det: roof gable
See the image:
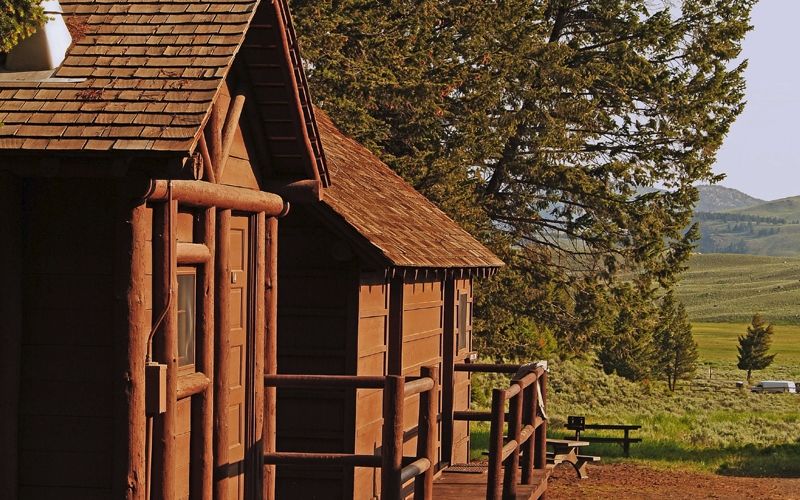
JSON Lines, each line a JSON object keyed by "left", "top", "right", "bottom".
{"left": 0, "top": 0, "right": 328, "bottom": 186}
{"left": 315, "top": 110, "right": 503, "bottom": 270}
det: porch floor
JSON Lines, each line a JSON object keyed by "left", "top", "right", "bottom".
{"left": 433, "top": 463, "right": 548, "bottom": 499}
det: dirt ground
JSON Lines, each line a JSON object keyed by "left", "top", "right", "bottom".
{"left": 547, "top": 463, "right": 800, "bottom": 499}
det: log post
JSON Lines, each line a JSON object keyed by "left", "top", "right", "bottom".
{"left": 153, "top": 199, "right": 178, "bottom": 500}
{"left": 191, "top": 207, "right": 215, "bottom": 500}
{"left": 263, "top": 216, "right": 278, "bottom": 500}
{"left": 521, "top": 383, "right": 536, "bottom": 484}
{"left": 415, "top": 366, "right": 438, "bottom": 500}
{"left": 487, "top": 388, "right": 506, "bottom": 500}
{"left": 214, "top": 209, "right": 232, "bottom": 500}
{"left": 0, "top": 173, "right": 22, "bottom": 498}
{"left": 534, "top": 372, "right": 547, "bottom": 472}
{"left": 503, "top": 383, "right": 523, "bottom": 498}
{"left": 252, "top": 212, "right": 267, "bottom": 495}
{"left": 381, "top": 375, "right": 405, "bottom": 500}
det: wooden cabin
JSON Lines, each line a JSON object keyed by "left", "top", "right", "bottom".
{"left": 274, "top": 111, "right": 504, "bottom": 498}
{"left": 0, "top": 1, "right": 329, "bottom": 498}
{"left": 1, "top": 1, "right": 550, "bottom": 499}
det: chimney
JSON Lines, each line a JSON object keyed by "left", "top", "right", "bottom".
{"left": 5, "top": 0, "right": 72, "bottom": 71}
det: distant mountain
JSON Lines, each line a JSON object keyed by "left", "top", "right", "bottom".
{"left": 695, "top": 195, "right": 800, "bottom": 257}
{"left": 695, "top": 185, "right": 765, "bottom": 212}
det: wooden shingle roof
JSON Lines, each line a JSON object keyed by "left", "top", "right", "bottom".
{"left": 316, "top": 110, "right": 503, "bottom": 270}
{"left": 0, "top": 0, "right": 328, "bottom": 185}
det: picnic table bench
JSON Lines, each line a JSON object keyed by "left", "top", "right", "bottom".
{"left": 545, "top": 438, "right": 598, "bottom": 479}
{"left": 566, "top": 415, "right": 642, "bottom": 457}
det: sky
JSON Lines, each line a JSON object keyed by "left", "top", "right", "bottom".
{"left": 712, "top": 1, "right": 800, "bottom": 201}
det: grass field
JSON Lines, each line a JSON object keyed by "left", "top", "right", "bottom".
{"left": 675, "top": 253, "right": 800, "bottom": 324}
{"left": 693, "top": 322, "right": 800, "bottom": 364}
{"left": 470, "top": 319, "right": 800, "bottom": 476}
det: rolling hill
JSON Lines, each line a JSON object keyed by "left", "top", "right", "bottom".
{"left": 694, "top": 191, "right": 800, "bottom": 257}
{"left": 675, "top": 253, "right": 800, "bottom": 324}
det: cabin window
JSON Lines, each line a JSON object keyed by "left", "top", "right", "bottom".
{"left": 457, "top": 292, "right": 469, "bottom": 351}
{"left": 177, "top": 272, "right": 197, "bottom": 368}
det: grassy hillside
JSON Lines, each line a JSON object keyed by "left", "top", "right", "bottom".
{"left": 696, "top": 195, "right": 800, "bottom": 256}
{"left": 675, "top": 253, "right": 800, "bottom": 324}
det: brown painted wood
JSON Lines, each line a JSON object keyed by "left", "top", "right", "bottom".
{"left": 193, "top": 206, "right": 215, "bottom": 500}
{"left": 219, "top": 95, "right": 246, "bottom": 182}
{"left": 214, "top": 209, "right": 231, "bottom": 500}
{"left": 387, "top": 276, "right": 404, "bottom": 376}
{"left": 113, "top": 188, "right": 148, "bottom": 499}
{"left": 208, "top": 101, "right": 224, "bottom": 175}
{"left": 0, "top": 172, "right": 22, "bottom": 498}
{"left": 176, "top": 242, "right": 211, "bottom": 264}
{"left": 148, "top": 180, "right": 285, "bottom": 215}
{"left": 152, "top": 199, "right": 179, "bottom": 500}
{"left": 487, "top": 388, "right": 506, "bottom": 500}
{"left": 264, "top": 216, "right": 278, "bottom": 500}
{"left": 534, "top": 372, "right": 547, "bottom": 473}
{"left": 251, "top": 212, "right": 266, "bottom": 498}
{"left": 504, "top": 382, "right": 523, "bottom": 497}
{"left": 521, "top": 384, "right": 536, "bottom": 485}
{"left": 176, "top": 372, "right": 210, "bottom": 400}
{"left": 198, "top": 134, "right": 216, "bottom": 184}
{"left": 264, "top": 179, "right": 321, "bottom": 203}
{"left": 381, "top": 375, "right": 404, "bottom": 500}
{"left": 415, "top": 366, "right": 438, "bottom": 500}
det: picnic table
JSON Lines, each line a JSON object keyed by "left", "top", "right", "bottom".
{"left": 566, "top": 416, "right": 642, "bottom": 457}
{"left": 546, "top": 438, "right": 598, "bottom": 479}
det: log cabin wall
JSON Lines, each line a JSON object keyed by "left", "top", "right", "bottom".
{"left": 17, "top": 178, "right": 117, "bottom": 499}
{"left": 276, "top": 204, "right": 359, "bottom": 498}
{"left": 353, "top": 272, "right": 390, "bottom": 498}
{"left": 450, "top": 277, "right": 473, "bottom": 464}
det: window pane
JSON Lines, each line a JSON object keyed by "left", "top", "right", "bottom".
{"left": 177, "top": 274, "right": 196, "bottom": 367}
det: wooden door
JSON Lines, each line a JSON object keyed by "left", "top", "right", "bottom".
{"left": 227, "top": 215, "right": 251, "bottom": 499}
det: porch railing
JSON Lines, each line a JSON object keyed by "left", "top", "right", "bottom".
{"left": 263, "top": 365, "right": 439, "bottom": 500}
{"left": 453, "top": 363, "right": 548, "bottom": 500}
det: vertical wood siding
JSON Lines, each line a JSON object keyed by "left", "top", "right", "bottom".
{"left": 18, "top": 179, "right": 116, "bottom": 499}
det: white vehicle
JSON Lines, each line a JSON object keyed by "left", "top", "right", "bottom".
{"left": 751, "top": 381, "right": 796, "bottom": 394}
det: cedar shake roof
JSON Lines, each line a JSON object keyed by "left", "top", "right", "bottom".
{"left": 316, "top": 110, "right": 503, "bottom": 270}
{"left": 0, "top": 0, "right": 329, "bottom": 186}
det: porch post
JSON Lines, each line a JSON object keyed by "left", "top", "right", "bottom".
{"left": 214, "top": 209, "right": 232, "bottom": 500}
{"left": 263, "top": 216, "right": 278, "bottom": 500}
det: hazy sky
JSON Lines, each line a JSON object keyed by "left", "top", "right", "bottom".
{"left": 713, "top": 1, "right": 799, "bottom": 201}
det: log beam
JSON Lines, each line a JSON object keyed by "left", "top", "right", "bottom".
{"left": 217, "top": 94, "right": 245, "bottom": 182}
{"left": 148, "top": 180, "right": 286, "bottom": 215}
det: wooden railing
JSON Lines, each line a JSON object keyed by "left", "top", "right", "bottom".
{"left": 453, "top": 363, "right": 548, "bottom": 500}
{"left": 263, "top": 366, "right": 439, "bottom": 500}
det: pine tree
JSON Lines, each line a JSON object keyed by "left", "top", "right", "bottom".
{"left": 291, "top": 0, "right": 755, "bottom": 357}
{"left": 654, "top": 293, "right": 698, "bottom": 391}
{"left": 737, "top": 314, "right": 777, "bottom": 383}
{"left": 1, "top": 0, "right": 46, "bottom": 52}
{"left": 597, "top": 285, "right": 657, "bottom": 382}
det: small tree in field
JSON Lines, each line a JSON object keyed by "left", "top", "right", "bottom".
{"left": 737, "top": 314, "right": 777, "bottom": 383}
{"left": 654, "top": 293, "right": 698, "bottom": 391}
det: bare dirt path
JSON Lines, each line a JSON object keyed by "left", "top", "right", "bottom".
{"left": 547, "top": 463, "right": 800, "bottom": 499}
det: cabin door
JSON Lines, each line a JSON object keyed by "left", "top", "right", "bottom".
{"left": 226, "top": 214, "right": 254, "bottom": 499}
